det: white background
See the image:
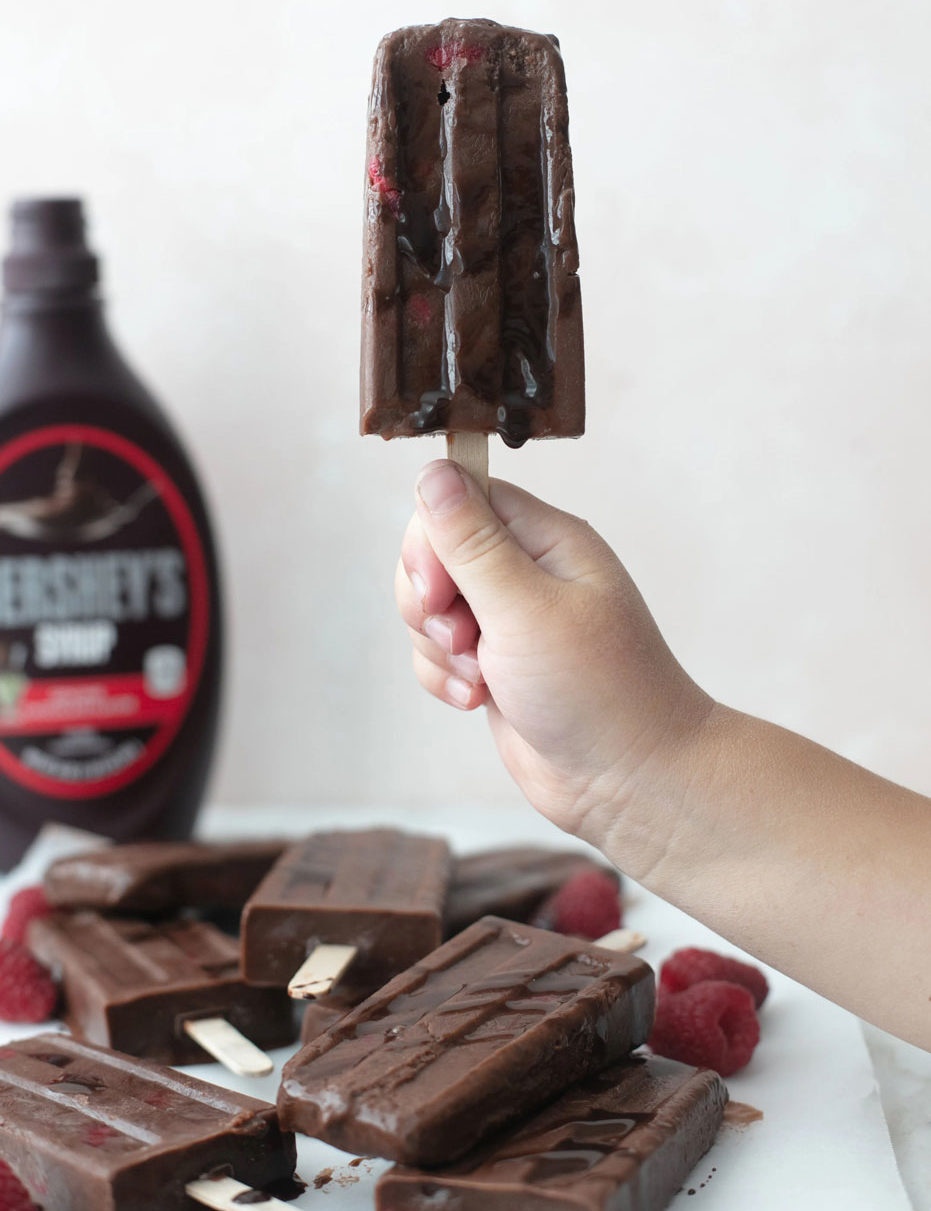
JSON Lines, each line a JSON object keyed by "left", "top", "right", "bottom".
{"left": 0, "top": 0, "right": 929, "bottom": 813}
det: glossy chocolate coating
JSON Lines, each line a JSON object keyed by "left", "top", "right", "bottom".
{"left": 240, "top": 828, "right": 451, "bottom": 992}
{"left": 44, "top": 839, "right": 287, "bottom": 913}
{"left": 445, "top": 847, "right": 619, "bottom": 937}
{"left": 376, "top": 1055, "right": 726, "bottom": 1209}
{"left": 0, "top": 1033, "right": 296, "bottom": 1211}
{"left": 28, "top": 912, "right": 295, "bottom": 1064}
{"left": 299, "top": 985, "right": 367, "bottom": 1046}
{"left": 278, "top": 915, "right": 654, "bottom": 1166}
{"left": 361, "top": 19, "right": 584, "bottom": 447}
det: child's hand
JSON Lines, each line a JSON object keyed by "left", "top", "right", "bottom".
{"left": 395, "top": 459, "right": 931, "bottom": 1049}
{"left": 395, "top": 459, "right": 712, "bottom": 850}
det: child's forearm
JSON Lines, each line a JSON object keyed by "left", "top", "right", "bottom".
{"left": 605, "top": 703, "right": 931, "bottom": 1048}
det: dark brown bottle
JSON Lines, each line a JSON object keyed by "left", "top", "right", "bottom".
{"left": 0, "top": 199, "right": 222, "bottom": 870}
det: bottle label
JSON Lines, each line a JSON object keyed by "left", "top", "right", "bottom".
{"left": 0, "top": 424, "right": 209, "bottom": 798}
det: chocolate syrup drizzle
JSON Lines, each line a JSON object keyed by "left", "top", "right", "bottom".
{"left": 390, "top": 30, "right": 555, "bottom": 447}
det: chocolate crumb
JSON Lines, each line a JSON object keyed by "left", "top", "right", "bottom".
{"left": 314, "top": 1168, "right": 334, "bottom": 1190}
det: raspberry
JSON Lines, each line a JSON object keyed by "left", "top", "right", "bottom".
{"left": 649, "top": 980, "right": 760, "bottom": 1077}
{"left": 660, "top": 947, "right": 769, "bottom": 1008}
{"left": 0, "top": 940, "right": 58, "bottom": 1023}
{"left": 531, "top": 869, "right": 622, "bottom": 940}
{"left": 84, "top": 1123, "right": 118, "bottom": 1147}
{"left": 406, "top": 294, "right": 433, "bottom": 327}
{"left": 2, "top": 886, "right": 52, "bottom": 945}
{"left": 425, "top": 43, "right": 484, "bottom": 70}
{"left": 0, "top": 1159, "right": 39, "bottom": 1211}
{"left": 367, "top": 156, "right": 402, "bottom": 218}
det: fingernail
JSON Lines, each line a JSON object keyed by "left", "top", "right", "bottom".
{"left": 424, "top": 616, "right": 454, "bottom": 652}
{"left": 409, "top": 570, "right": 427, "bottom": 607}
{"left": 450, "top": 651, "right": 482, "bottom": 683}
{"left": 417, "top": 462, "right": 467, "bottom": 516}
{"left": 446, "top": 676, "right": 473, "bottom": 706}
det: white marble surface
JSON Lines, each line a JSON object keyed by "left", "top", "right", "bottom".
{"left": 862, "top": 1024, "right": 931, "bottom": 1211}
{"left": 1, "top": 804, "right": 926, "bottom": 1209}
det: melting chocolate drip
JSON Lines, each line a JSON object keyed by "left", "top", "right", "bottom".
{"left": 376, "top": 23, "right": 571, "bottom": 447}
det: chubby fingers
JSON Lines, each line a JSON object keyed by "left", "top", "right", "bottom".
{"left": 397, "top": 560, "right": 485, "bottom": 710}
{"left": 396, "top": 520, "right": 481, "bottom": 656}
{"left": 399, "top": 512, "right": 459, "bottom": 615}
{"left": 396, "top": 513, "right": 486, "bottom": 710}
{"left": 411, "top": 645, "right": 488, "bottom": 711}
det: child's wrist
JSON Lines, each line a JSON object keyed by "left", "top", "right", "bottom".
{"left": 594, "top": 687, "right": 727, "bottom": 885}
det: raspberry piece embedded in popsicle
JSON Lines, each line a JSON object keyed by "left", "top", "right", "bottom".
{"left": 0, "top": 1158, "right": 40, "bottom": 1211}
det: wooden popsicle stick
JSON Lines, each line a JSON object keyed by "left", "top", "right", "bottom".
{"left": 288, "top": 942, "right": 357, "bottom": 1001}
{"left": 182, "top": 1017, "right": 273, "bottom": 1077}
{"left": 447, "top": 432, "right": 489, "bottom": 498}
{"left": 186, "top": 1174, "right": 292, "bottom": 1209}
{"left": 595, "top": 928, "right": 647, "bottom": 953}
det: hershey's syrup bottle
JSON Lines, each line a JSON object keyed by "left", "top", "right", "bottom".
{"left": 0, "top": 199, "right": 222, "bottom": 869}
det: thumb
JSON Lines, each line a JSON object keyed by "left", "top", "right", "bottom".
{"left": 414, "top": 459, "right": 541, "bottom": 624}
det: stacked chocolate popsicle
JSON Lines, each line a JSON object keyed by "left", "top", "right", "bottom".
{"left": 8, "top": 819, "right": 720, "bottom": 1209}
{"left": 34, "top": 838, "right": 296, "bottom": 1076}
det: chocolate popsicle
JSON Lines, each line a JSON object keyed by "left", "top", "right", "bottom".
{"left": 44, "top": 838, "right": 287, "bottom": 914}
{"left": 299, "top": 983, "right": 368, "bottom": 1046}
{"left": 0, "top": 1033, "right": 297, "bottom": 1211}
{"left": 376, "top": 1055, "right": 727, "bottom": 1211}
{"left": 240, "top": 828, "right": 451, "bottom": 995}
{"left": 28, "top": 911, "right": 295, "bottom": 1068}
{"left": 445, "top": 847, "right": 620, "bottom": 937}
{"left": 278, "top": 915, "right": 654, "bottom": 1166}
{"left": 361, "top": 19, "right": 584, "bottom": 450}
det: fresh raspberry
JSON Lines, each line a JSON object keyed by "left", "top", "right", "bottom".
{"left": 0, "top": 940, "right": 58, "bottom": 1023}
{"left": 660, "top": 947, "right": 769, "bottom": 1008}
{"left": 0, "top": 1159, "right": 40, "bottom": 1211}
{"left": 531, "top": 869, "right": 622, "bottom": 940}
{"left": 1, "top": 886, "right": 52, "bottom": 945}
{"left": 649, "top": 980, "right": 760, "bottom": 1077}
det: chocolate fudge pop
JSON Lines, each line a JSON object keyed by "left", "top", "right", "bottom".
{"left": 44, "top": 838, "right": 287, "bottom": 914}
{"left": 28, "top": 911, "right": 295, "bottom": 1068}
{"left": 376, "top": 1055, "right": 727, "bottom": 1211}
{"left": 278, "top": 915, "right": 654, "bottom": 1166}
{"left": 241, "top": 828, "right": 451, "bottom": 995}
{"left": 445, "top": 846, "right": 619, "bottom": 937}
{"left": 361, "top": 19, "right": 584, "bottom": 448}
{"left": 300, "top": 982, "right": 370, "bottom": 1046}
{"left": 0, "top": 1033, "right": 297, "bottom": 1211}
